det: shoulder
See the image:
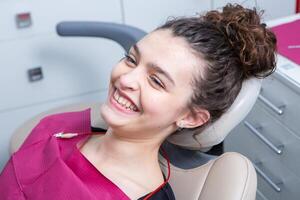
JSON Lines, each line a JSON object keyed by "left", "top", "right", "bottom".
{"left": 9, "top": 109, "right": 91, "bottom": 188}
{"left": 12, "top": 108, "right": 91, "bottom": 152}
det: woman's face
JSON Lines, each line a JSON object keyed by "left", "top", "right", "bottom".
{"left": 100, "top": 29, "right": 205, "bottom": 140}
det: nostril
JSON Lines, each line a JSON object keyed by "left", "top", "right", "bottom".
{"left": 119, "top": 74, "right": 139, "bottom": 91}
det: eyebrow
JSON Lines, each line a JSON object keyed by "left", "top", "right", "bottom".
{"left": 131, "top": 44, "right": 176, "bottom": 86}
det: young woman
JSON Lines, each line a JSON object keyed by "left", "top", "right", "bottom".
{"left": 0, "top": 4, "right": 276, "bottom": 200}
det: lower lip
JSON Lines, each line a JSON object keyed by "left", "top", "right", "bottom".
{"left": 109, "top": 88, "right": 140, "bottom": 115}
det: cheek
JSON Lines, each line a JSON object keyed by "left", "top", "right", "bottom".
{"left": 142, "top": 94, "right": 179, "bottom": 117}
{"left": 110, "top": 62, "right": 129, "bottom": 83}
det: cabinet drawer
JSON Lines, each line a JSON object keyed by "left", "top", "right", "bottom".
{"left": 225, "top": 124, "right": 300, "bottom": 200}
{"left": 0, "top": 35, "right": 123, "bottom": 111}
{"left": 226, "top": 102, "right": 300, "bottom": 179}
{"left": 258, "top": 75, "right": 300, "bottom": 137}
{"left": 255, "top": 161, "right": 300, "bottom": 200}
{"left": 256, "top": 190, "right": 269, "bottom": 200}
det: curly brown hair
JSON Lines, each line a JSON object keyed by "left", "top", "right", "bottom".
{"left": 157, "top": 4, "right": 277, "bottom": 130}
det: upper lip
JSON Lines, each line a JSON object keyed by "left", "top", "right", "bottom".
{"left": 115, "top": 88, "right": 140, "bottom": 111}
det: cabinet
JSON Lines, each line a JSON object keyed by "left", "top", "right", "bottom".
{"left": 225, "top": 14, "right": 300, "bottom": 200}
{"left": 0, "top": 0, "right": 122, "bottom": 41}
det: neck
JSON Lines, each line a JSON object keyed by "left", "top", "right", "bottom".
{"left": 94, "top": 128, "right": 164, "bottom": 168}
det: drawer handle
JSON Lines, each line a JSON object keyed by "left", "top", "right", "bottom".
{"left": 244, "top": 121, "right": 284, "bottom": 155}
{"left": 258, "top": 94, "right": 284, "bottom": 115}
{"left": 254, "top": 163, "right": 282, "bottom": 192}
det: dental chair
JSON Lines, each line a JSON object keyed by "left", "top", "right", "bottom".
{"left": 10, "top": 22, "right": 259, "bottom": 200}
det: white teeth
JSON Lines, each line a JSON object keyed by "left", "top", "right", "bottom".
{"left": 125, "top": 101, "right": 131, "bottom": 108}
{"left": 113, "top": 89, "right": 138, "bottom": 112}
{"left": 117, "top": 96, "right": 126, "bottom": 104}
{"left": 113, "top": 90, "right": 118, "bottom": 100}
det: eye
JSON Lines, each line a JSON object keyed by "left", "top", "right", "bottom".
{"left": 149, "top": 75, "right": 165, "bottom": 89}
{"left": 124, "top": 53, "right": 136, "bottom": 65}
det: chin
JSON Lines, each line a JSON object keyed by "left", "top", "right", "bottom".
{"left": 99, "top": 103, "right": 131, "bottom": 129}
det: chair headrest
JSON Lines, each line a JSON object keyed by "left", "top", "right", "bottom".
{"left": 167, "top": 77, "right": 262, "bottom": 150}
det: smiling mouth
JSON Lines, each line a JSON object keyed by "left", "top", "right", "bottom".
{"left": 109, "top": 87, "right": 141, "bottom": 115}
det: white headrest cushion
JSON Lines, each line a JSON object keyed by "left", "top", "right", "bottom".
{"left": 167, "top": 78, "right": 262, "bottom": 150}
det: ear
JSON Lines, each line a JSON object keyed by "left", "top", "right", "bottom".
{"left": 177, "top": 107, "right": 210, "bottom": 129}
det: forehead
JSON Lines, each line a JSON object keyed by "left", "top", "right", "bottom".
{"left": 135, "top": 30, "right": 203, "bottom": 87}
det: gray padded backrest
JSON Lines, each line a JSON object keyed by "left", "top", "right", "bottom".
{"left": 161, "top": 141, "right": 216, "bottom": 169}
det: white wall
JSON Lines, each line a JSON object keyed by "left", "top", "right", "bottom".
{"left": 123, "top": 0, "right": 212, "bottom": 32}
{"left": 256, "top": 0, "right": 296, "bottom": 21}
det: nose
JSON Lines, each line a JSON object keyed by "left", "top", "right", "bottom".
{"left": 118, "top": 71, "right": 140, "bottom": 92}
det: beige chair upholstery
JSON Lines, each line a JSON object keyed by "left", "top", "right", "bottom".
{"left": 10, "top": 102, "right": 257, "bottom": 200}
{"left": 159, "top": 152, "right": 257, "bottom": 200}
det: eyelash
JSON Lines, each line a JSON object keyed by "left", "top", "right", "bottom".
{"left": 123, "top": 53, "right": 165, "bottom": 89}
{"left": 149, "top": 75, "right": 164, "bottom": 89}
{"left": 124, "top": 53, "right": 136, "bottom": 65}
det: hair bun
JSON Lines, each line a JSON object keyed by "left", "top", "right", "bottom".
{"left": 202, "top": 4, "right": 277, "bottom": 78}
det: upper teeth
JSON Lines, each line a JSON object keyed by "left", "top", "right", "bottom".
{"left": 113, "top": 89, "right": 138, "bottom": 112}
